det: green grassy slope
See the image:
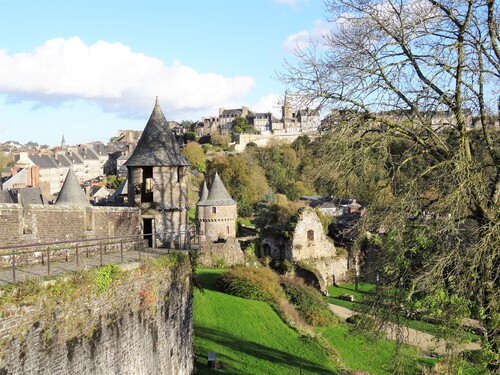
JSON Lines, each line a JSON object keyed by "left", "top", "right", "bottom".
{"left": 194, "top": 269, "right": 339, "bottom": 374}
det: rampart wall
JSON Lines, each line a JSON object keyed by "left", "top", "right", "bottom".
{"left": 0, "top": 204, "right": 142, "bottom": 267}
{"left": 0, "top": 254, "right": 193, "bottom": 375}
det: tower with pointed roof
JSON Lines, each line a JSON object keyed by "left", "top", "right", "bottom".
{"left": 196, "top": 172, "right": 237, "bottom": 242}
{"left": 125, "top": 97, "right": 190, "bottom": 248}
{"left": 56, "top": 167, "right": 90, "bottom": 207}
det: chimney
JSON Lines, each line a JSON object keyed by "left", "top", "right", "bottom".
{"left": 242, "top": 106, "right": 248, "bottom": 117}
{"left": 219, "top": 108, "right": 225, "bottom": 116}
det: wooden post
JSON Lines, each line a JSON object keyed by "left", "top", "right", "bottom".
{"left": 76, "top": 244, "right": 79, "bottom": 267}
{"left": 47, "top": 248, "right": 51, "bottom": 276}
{"left": 120, "top": 240, "right": 124, "bottom": 264}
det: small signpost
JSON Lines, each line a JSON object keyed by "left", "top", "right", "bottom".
{"left": 207, "top": 352, "right": 216, "bottom": 368}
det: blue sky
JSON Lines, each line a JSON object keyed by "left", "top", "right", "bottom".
{"left": 0, "top": 0, "right": 331, "bottom": 146}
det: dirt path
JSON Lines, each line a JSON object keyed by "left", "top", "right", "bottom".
{"left": 328, "top": 303, "right": 481, "bottom": 354}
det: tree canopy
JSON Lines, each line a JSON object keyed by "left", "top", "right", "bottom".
{"left": 281, "top": 0, "right": 499, "bottom": 369}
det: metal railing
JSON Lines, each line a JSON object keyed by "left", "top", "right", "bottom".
{"left": 0, "top": 229, "right": 194, "bottom": 283}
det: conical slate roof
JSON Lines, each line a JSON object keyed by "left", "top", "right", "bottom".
{"left": 196, "top": 181, "right": 209, "bottom": 205}
{"left": 56, "top": 168, "right": 90, "bottom": 207}
{"left": 198, "top": 172, "right": 236, "bottom": 206}
{"left": 125, "top": 97, "right": 190, "bottom": 167}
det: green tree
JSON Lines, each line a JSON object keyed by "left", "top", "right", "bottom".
{"left": 232, "top": 117, "right": 256, "bottom": 134}
{"left": 210, "top": 130, "right": 231, "bottom": 149}
{"left": 208, "top": 154, "right": 270, "bottom": 216}
{"left": 183, "top": 141, "right": 206, "bottom": 172}
{"left": 103, "top": 175, "right": 125, "bottom": 190}
{"left": 281, "top": 0, "right": 500, "bottom": 369}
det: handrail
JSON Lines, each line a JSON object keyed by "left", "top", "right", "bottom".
{"left": 0, "top": 230, "right": 194, "bottom": 284}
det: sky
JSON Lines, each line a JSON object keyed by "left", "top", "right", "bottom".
{"left": 0, "top": 0, "right": 331, "bottom": 147}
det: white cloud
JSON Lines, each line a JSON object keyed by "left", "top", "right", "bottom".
{"left": 283, "top": 19, "right": 333, "bottom": 51}
{"left": 252, "top": 93, "right": 282, "bottom": 118}
{"left": 0, "top": 37, "right": 255, "bottom": 118}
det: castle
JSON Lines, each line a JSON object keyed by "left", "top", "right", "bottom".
{"left": 0, "top": 97, "right": 242, "bottom": 268}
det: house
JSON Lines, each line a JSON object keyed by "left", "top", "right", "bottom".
{"left": 218, "top": 107, "right": 249, "bottom": 135}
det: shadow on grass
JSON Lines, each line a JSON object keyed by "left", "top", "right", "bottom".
{"left": 196, "top": 269, "right": 225, "bottom": 292}
{"left": 195, "top": 326, "right": 336, "bottom": 375}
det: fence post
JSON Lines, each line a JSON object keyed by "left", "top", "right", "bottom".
{"left": 12, "top": 252, "right": 16, "bottom": 283}
{"left": 47, "top": 248, "right": 51, "bottom": 276}
{"left": 100, "top": 245, "right": 103, "bottom": 266}
{"left": 152, "top": 230, "right": 156, "bottom": 251}
{"left": 76, "top": 244, "right": 79, "bottom": 267}
{"left": 120, "top": 240, "right": 124, "bottom": 264}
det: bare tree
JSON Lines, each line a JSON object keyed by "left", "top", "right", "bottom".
{"left": 281, "top": 0, "right": 499, "bottom": 370}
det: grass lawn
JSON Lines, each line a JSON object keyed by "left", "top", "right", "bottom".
{"left": 319, "top": 324, "right": 436, "bottom": 375}
{"left": 194, "top": 269, "right": 339, "bottom": 374}
{"left": 194, "top": 271, "right": 485, "bottom": 375}
{"left": 327, "top": 283, "right": 480, "bottom": 342}
{"left": 237, "top": 218, "right": 256, "bottom": 227}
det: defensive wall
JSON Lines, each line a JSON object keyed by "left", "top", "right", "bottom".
{"left": 234, "top": 133, "right": 304, "bottom": 153}
{"left": 0, "top": 254, "right": 193, "bottom": 375}
{"left": 0, "top": 204, "right": 142, "bottom": 267}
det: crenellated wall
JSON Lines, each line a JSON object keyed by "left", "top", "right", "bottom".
{"left": 0, "top": 254, "right": 193, "bottom": 375}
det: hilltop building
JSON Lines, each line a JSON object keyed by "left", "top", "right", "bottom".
{"left": 125, "top": 97, "right": 191, "bottom": 249}
{"left": 195, "top": 92, "right": 320, "bottom": 142}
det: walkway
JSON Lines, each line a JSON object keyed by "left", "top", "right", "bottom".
{"left": 328, "top": 304, "right": 481, "bottom": 354}
{"left": 0, "top": 249, "right": 182, "bottom": 286}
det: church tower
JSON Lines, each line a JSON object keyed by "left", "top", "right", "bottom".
{"left": 125, "top": 97, "right": 191, "bottom": 248}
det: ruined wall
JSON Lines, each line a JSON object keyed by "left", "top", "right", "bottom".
{"left": 261, "top": 210, "right": 349, "bottom": 289}
{"left": 0, "top": 254, "right": 193, "bottom": 375}
{"left": 291, "top": 210, "right": 349, "bottom": 286}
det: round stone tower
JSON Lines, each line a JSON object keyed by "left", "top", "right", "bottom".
{"left": 196, "top": 172, "right": 237, "bottom": 242}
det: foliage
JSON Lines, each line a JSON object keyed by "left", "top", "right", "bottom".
{"left": 231, "top": 116, "right": 255, "bottom": 134}
{"left": 218, "top": 266, "right": 282, "bottom": 303}
{"left": 92, "top": 264, "right": 121, "bottom": 293}
{"left": 186, "top": 131, "right": 197, "bottom": 141}
{"left": 255, "top": 193, "right": 305, "bottom": 238}
{"left": 104, "top": 175, "right": 125, "bottom": 190}
{"left": 282, "top": 277, "right": 336, "bottom": 326}
{"left": 250, "top": 144, "right": 315, "bottom": 200}
{"left": 280, "top": 0, "right": 500, "bottom": 369}
{"left": 182, "top": 141, "right": 206, "bottom": 172}
{"left": 207, "top": 154, "right": 270, "bottom": 216}
{"left": 210, "top": 130, "right": 231, "bottom": 149}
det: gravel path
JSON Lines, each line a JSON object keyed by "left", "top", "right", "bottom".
{"left": 328, "top": 303, "right": 481, "bottom": 354}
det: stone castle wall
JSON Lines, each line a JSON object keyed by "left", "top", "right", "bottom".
{"left": 0, "top": 255, "right": 193, "bottom": 375}
{"left": 0, "top": 204, "right": 142, "bottom": 267}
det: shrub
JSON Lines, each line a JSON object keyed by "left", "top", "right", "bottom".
{"left": 218, "top": 266, "right": 282, "bottom": 303}
{"left": 282, "top": 277, "right": 336, "bottom": 326}
{"left": 92, "top": 264, "right": 121, "bottom": 293}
